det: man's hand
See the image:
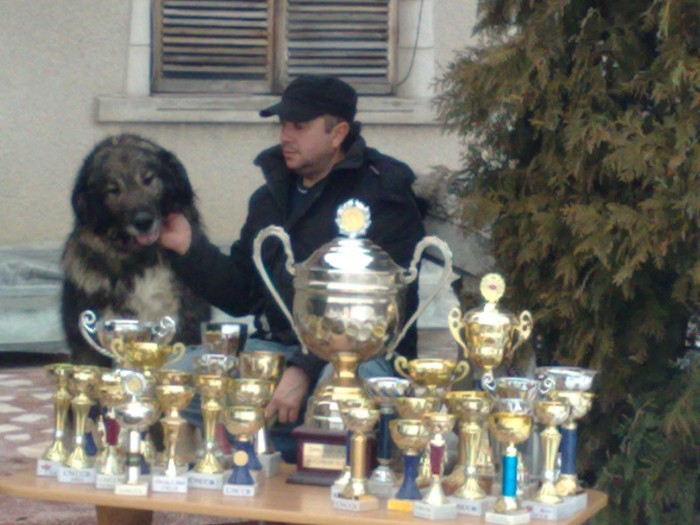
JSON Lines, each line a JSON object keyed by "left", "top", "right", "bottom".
{"left": 159, "top": 213, "right": 193, "bottom": 255}
{"left": 265, "top": 366, "right": 310, "bottom": 424}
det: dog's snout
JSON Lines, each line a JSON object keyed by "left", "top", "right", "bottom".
{"left": 132, "top": 211, "right": 155, "bottom": 232}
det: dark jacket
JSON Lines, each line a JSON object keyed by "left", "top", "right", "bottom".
{"left": 172, "top": 136, "right": 425, "bottom": 381}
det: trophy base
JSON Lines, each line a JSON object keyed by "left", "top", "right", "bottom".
{"left": 115, "top": 481, "right": 149, "bottom": 496}
{"left": 332, "top": 493, "right": 380, "bottom": 512}
{"left": 223, "top": 482, "right": 258, "bottom": 497}
{"left": 484, "top": 509, "right": 531, "bottom": 524}
{"left": 522, "top": 499, "right": 576, "bottom": 521}
{"left": 96, "top": 472, "right": 126, "bottom": 490}
{"left": 259, "top": 451, "right": 282, "bottom": 478}
{"left": 58, "top": 465, "right": 96, "bottom": 484}
{"left": 413, "top": 501, "right": 459, "bottom": 521}
{"left": 151, "top": 464, "right": 189, "bottom": 477}
{"left": 563, "top": 492, "right": 588, "bottom": 513}
{"left": 36, "top": 459, "right": 61, "bottom": 477}
{"left": 387, "top": 498, "right": 416, "bottom": 512}
{"left": 449, "top": 495, "right": 497, "bottom": 516}
{"left": 367, "top": 478, "right": 397, "bottom": 499}
{"left": 288, "top": 425, "right": 346, "bottom": 486}
{"left": 151, "top": 474, "right": 188, "bottom": 493}
{"left": 187, "top": 470, "right": 229, "bottom": 490}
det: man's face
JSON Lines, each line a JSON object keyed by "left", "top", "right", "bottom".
{"left": 279, "top": 116, "right": 346, "bottom": 181}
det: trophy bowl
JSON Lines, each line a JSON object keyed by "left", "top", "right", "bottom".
{"left": 239, "top": 351, "right": 286, "bottom": 383}
{"left": 394, "top": 396, "right": 442, "bottom": 419}
{"left": 110, "top": 339, "right": 186, "bottom": 373}
{"left": 394, "top": 357, "right": 469, "bottom": 396}
{"left": 484, "top": 376, "right": 547, "bottom": 401}
{"left": 156, "top": 369, "right": 192, "bottom": 386}
{"left": 227, "top": 378, "right": 275, "bottom": 406}
{"left": 535, "top": 366, "right": 597, "bottom": 392}
{"left": 79, "top": 309, "right": 177, "bottom": 361}
{"left": 222, "top": 406, "right": 266, "bottom": 440}
{"left": 253, "top": 199, "right": 454, "bottom": 429}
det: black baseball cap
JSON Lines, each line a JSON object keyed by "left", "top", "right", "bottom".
{"left": 260, "top": 75, "right": 358, "bottom": 123}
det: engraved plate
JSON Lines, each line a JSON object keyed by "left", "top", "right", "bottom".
{"left": 187, "top": 471, "right": 226, "bottom": 490}
{"left": 58, "top": 466, "right": 96, "bottom": 484}
{"left": 302, "top": 443, "right": 346, "bottom": 470}
{"left": 115, "top": 482, "right": 149, "bottom": 496}
{"left": 413, "top": 501, "right": 459, "bottom": 521}
{"left": 36, "top": 459, "right": 60, "bottom": 477}
{"left": 223, "top": 483, "right": 258, "bottom": 497}
{"left": 95, "top": 473, "right": 125, "bottom": 490}
{"left": 450, "top": 495, "right": 497, "bottom": 516}
{"left": 152, "top": 474, "right": 188, "bottom": 493}
{"left": 332, "top": 494, "right": 380, "bottom": 512}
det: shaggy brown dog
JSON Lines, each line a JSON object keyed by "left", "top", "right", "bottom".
{"left": 61, "top": 134, "right": 210, "bottom": 366}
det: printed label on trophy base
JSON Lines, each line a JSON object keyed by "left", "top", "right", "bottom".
{"left": 259, "top": 452, "right": 281, "bottom": 477}
{"left": 36, "top": 459, "right": 61, "bottom": 477}
{"left": 114, "top": 481, "right": 149, "bottom": 496}
{"left": 387, "top": 498, "right": 416, "bottom": 512}
{"left": 413, "top": 500, "right": 459, "bottom": 521}
{"left": 151, "top": 474, "right": 188, "bottom": 493}
{"left": 223, "top": 483, "right": 258, "bottom": 497}
{"left": 367, "top": 478, "right": 396, "bottom": 499}
{"left": 187, "top": 471, "right": 228, "bottom": 490}
{"left": 449, "top": 495, "right": 497, "bottom": 516}
{"left": 331, "top": 494, "right": 380, "bottom": 512}
{"left": 95, "top": 473, "right": 125, "bottom": 490}
{"left": 563, "top": 492, "right": 588, "bottom": 512}
{"left": 58, "top": 465, "right": 96, "bottom": 484}
{"left": 522, "top": 499, "right": 576, "bottom": 521}
{"left": 484, "top": 509, "right": 531, "bottom": 524}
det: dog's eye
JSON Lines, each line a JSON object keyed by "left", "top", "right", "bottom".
{"left": 142, "top": 173, "right": 155, "bottom": 185}
{"left": 106, "top": 184, "right": 120, "bottom": 195}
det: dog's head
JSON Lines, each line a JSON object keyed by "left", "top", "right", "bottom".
{"left": 71, "top": 134, "right": 199, "bottom": 249}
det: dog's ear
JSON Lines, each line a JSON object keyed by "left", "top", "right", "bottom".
{"left": 159, "top": 149, "right": 199, "bottom": 222}
{"left": 71, "top": 138, "right": 114, "bottom": 231}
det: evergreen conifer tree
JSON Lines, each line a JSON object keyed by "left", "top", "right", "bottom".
{"left": 436, "top": 0, "right": 699, "bottom": 522}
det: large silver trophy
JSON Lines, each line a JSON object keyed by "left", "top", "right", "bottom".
{"left": 79, "top": 309, "right": 177, "bottom": 362}
{"left": 253, "top": 199, "right": 454, "bottom": 430}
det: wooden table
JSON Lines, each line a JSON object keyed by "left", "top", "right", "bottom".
{"left": 0, "top": 464, "right": 607, "bottom": 525}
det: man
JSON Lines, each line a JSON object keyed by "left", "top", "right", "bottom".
{"left": 160, "top": 75, "right": 425, "bottom": 459}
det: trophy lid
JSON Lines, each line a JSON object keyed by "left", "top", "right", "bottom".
{"left": 464, "top": 273, "right": 516, "bottom": 324}
{"left": 295, "top": 200, "right": 406, "bottom": 292}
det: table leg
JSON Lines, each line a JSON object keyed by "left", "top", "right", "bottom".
{"left": 96, "top": 505, "right": 153, "bottom": 525}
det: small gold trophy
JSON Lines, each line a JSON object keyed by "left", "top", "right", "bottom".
{"left": 412, "top": 412, "right": 459, "bottom": 520}
{"left": 388, "top": 417, "right": 431, "bottom": 512}
{"left": 201, "top": 321, "right": 248, "bottom": 357}
{"left": 94, "top": 370, "right": 128, "bottom": 489}
{"left": 37, "top": 363, "right": 73, "bottom": 477}
{"left": 332, "top": 406, "right": 381, "bottom": 512}
{"left": 59, "top": 365, "right": 102, "bottom": 484}
{"left": 394, "top": 357, "right": 470, "bottom": 397}
{"left": 448, "top": 273, "right": 533, "bottom": 385}
{"left": 110, "top": 339, "right": 186, "bottom": 376}
{"left": 222, "top": 405, "right": 266, "bottom": 496}
{"left": 443, "top": 390, "right": 497, "bottom": 516}
{"left": 485, "top": 398, "right": 534, "bottom": 524}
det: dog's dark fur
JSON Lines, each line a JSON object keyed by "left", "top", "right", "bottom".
{"left": 62, "top": 134, "right": 210, "bottom": 366}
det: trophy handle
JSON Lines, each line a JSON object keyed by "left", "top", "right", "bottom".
{"left": 156, "top": 316, "right": 177, "bottom": 345}
{"left": 450, "top": 360, "right": 470, "bottom": 385}
{"left": 165, "top": 342, "right": 187, "bottom": 366}
{"left": 481, "top": 373, "right": 496, "bottom": 394}
{"left": 393, "top": 355, "right": 412, "bottom": 380}
{"left": 110, "top": 338, "right": 126, "bottom": 363}
{"left": 252, "top": 226, "right": 309, "bottom": 354}
{"left": 79, "top": 310, "right": 114, "bottom": 360}
{"left": 539, "top": 376, "right": 555, "bottom": 396}
{"left": 388, "top": 236, "right": 454, "bottom": 357}
{"left": 506, "top": 310, "right": 533, "bottom": 360}
{"left": 447, "top": 307, "right": 468, "bottom": 354}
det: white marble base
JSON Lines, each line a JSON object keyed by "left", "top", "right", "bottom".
{"left": 449, "top": 495, "right": 497, "bottom": 516}
{"left": 259, "top": 452, "right": 281, "bottom": 477}
{"left": 115, "top": 481, "right": 149, "bottom": 496}
{"left": 413, "top": 501, "right": 459, "bottom": 520}
{"left": 522, "top": 499, "right": 576, "bottom": 521}
{"left": 223, "top": 483, "right": 258, "bottom": 497}
{"left": 563, "top": 492, "right": 588, "bottom": 512}
{"left": 58, "top": 465, "right": 96, "bottom": 484}
{"left": 484, "top": 509, "right": 531, "bottom": 524}
{"left": 95, "top": 472, "right": 125, "bottom": 490}
{"left": 367, "top": 478, "right": 396, "bottom": 499}
{"left": 187, "top": 471, "right": 228, "bottom": 490}
{"left": 332, "top": 494, "right": 380, "bottom": 512}
{"left": 36, "top": 459, "right": 60, "bottom": 477}
{"left": 151, "top": 474, "right": 188, "bottom": 493}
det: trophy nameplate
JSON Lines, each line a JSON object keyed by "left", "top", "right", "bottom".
{"left": 523, "top": 499, "right": 576, "bottom": 521}
{"left": 223, "top": 483, "right": 258, "bottom": 497}
{"left": 58, "top": 465, "right": 96, "bottom": 484}
{"left": 36, "top": 459, "right": 61, "bottom": 477}
{"left": 484, "top": 509, "right": 532, "bottom": 524}
{"left": 152, "top": 474, "right": 188, "bottom": 493}
{"left": 413, "top": 500, "right": 459, "bottom": 521}
{"left": 449, "top": 495, "right": 497, "bottom": 516}
{"left": 187, "top": 470, "right": 228, "bottom": 490}
{"left": 95, "top": 473, "right": 126, "bottom": 490}
{"left": 331, "top": 494, "right": 381, "bottom": 512}
{"left": 115, "top": 481, "right": 149, "bottom": 496}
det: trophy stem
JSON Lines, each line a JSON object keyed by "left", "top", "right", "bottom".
{"left": 125, "top": 429, "right": 142, "bottom": 484}
{"left": 555, "top": 422, "right": 580, "bottom": 496}
{"left": 534, "top": 425, "right": 562, "bottom": 504}
{"left": 396, "top": 453, "right": 422, "bottom": 500}
{"left": 195, "top": 399, "right": 224, "bottom": 473}
{"left": 66, "top": 397, "right": 94, "bottom": 469}
{"left": 453, "top": 421, "right": 486, "bottom": 499}
{"left": 493, "top": 443, "right": 520, "bottom": 513}
{"left": 341, "top": 431, "right": 369, "bottom": 498}
{"left": 423, "top": 440, "right": 447, "bottom": 506}
{"left": 162, "top": 416, "right": 184, "bottom": 477}
{"left": 43, "top": 387, "right": 71, "bottom": 462}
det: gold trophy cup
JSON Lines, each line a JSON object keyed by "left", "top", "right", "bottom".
{"left": 39, "top": 364, "right": 73, "bottom": 470}
{"left": 94, "top": 370, "right": 129, "bottom": 485}
{"left": 394, "top": 357, "right": 470, "bottom": 397}
{"left": 191, "top": 374, "right": 230, "bottom": 478}
{"left": 388, "top": 418, "right": 431, "bottom": 511}
{"left": 222, "top": 405, "right": 266, "bottom": 496}
{"left": 532, "top": 399, "right": 571, "bottom": 504}
{"left": 110, "top": 339, "right": 186, "bottom": 375}
{"left": 64, "top": 365, "right": 102, "bottom": 471}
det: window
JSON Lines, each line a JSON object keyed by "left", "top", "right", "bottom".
{"left": 152, "top": 0, "right": 396, "bottom": 95}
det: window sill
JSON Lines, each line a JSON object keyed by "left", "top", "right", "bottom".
{"left": 96, "top": 95, "right": 441, "bottom": 126}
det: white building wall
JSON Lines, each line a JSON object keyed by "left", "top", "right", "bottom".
{"left": 0, "top": 0, "right": 478, "bottom": 247}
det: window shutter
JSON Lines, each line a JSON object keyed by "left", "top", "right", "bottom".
{"left": 153, "top": 0, "right": 274, "bottom": 93}
{"left": 284, "top": 0, "right": 396, "bottom": 95}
